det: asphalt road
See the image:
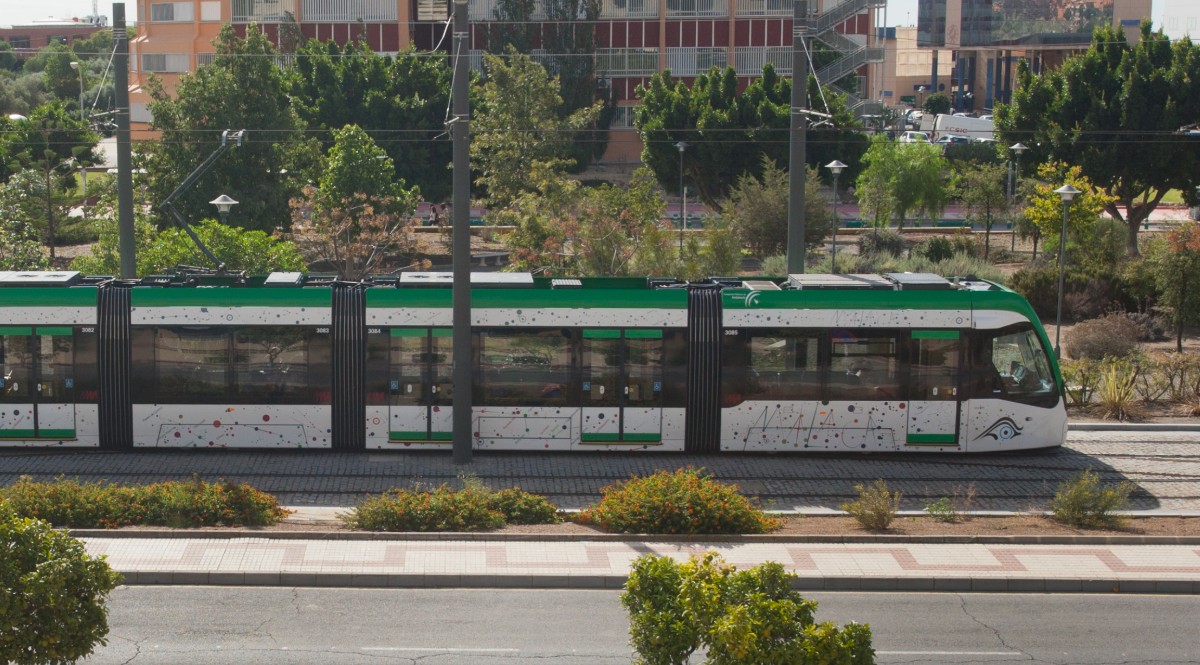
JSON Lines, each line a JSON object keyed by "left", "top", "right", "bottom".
{"left": 5, "top": 431, "right": 1198, "bottom": 511}
{"left": 83, "top": 587, "right": 1200, "bottom": 664}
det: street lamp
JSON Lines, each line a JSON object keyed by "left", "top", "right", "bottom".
{"left": 1008, "top": 142, "right": 1027, "bottom": 251}
{"left": 68, "top": 61, "right": 85, "bottom": 123}
{"left": 825, "top": 160, "right": 846, "bottom": 273}
{"left": 210, "top": 194, "right": 239, "bottom": 225}
{"left": 1052, "top": 184, "right": 1080, "bottom": 358}
{"left": 675, "top": 141, "right": 688, "bottom": 257}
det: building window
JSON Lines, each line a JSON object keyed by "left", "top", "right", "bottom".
{"left": 150, "top": 2, "right": 195, "bottom": 21}
{"left": 8, "top": 36, "right": 31, "bottom": 49}
{"left": 232, "top": 0, "right": 296, "bottom": 23}
{"left": 201, "top": 1, "right": 222, "bottom": 20}
{"left": 141, "top": 53, "right": 190, "bottom": 73}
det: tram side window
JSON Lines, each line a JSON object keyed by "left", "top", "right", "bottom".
{"left": 134, "top": 327, "right": 229, "bottom": 403}
{"left": 973, "top": 325, "right": 1058, "bottom": 407}
{"left": 744, "top": 333, "right": 822, "bottom": 401}
{"left": 828, "top": 331, "right": 901, "bottom": 400}
{"left": 0, "top": 333, "right": 32, "bottom": 401}
{"left": 477, "top": 329, "right": 574, "bottom": 407}
{"left": 234, "top": 327, "right": 331, "bottom": 404}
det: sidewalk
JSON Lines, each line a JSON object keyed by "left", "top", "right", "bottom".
{"left": 78, "top": 521, "right": 1200, "bottom": 595}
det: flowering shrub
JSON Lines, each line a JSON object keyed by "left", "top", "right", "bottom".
{"left": 488, "top": 487, "right": 559, "bottom": 525}
{"left": 0, "top": 475, "right": 286, "bottom": 528}
{"left": 578, "top": 467, "right": 780, "bottom": 535}
{"left": 343, "top": 485, "right": 506, "bottom": 531}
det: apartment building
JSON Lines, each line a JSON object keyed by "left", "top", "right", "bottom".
{"left": 129, "top": 0, "right": 884, "bottom": 157}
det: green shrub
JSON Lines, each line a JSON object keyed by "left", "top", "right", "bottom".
{"left": 923, "top": 497, "right": 958, "bottom": 523}
{"left": 1060, "top": 357, "right": 1101, "bottom": 406}
{"left": 0, "top": 502, "right": 123, "bottom": 665}
{"left": 343, "top": 485, "right": 506, "bottom": 531}
{"left": 922, "top": 236, "right": 954, "bottom": 262}
{"left": 1094, "top": 357, "right": 1145, "bottom": 421}
{"left": 858, "top": 230, "right": 905, "bottom": 257}
{"left": 1049, "top": 469, "right": 1136, "bottom": 529}
{"left": 840, "top": 479, "right": 901, "bottom": 531}
{"left": 1064, "top": 313, "right": 1141, "bottom": 360}
{"left": 0, "top": 476, "right": 287, "bottom": 528}
{"left": 1009, "top": 264, "right": 1059, "bottom": 319}
{"left": 579, "top": 468, "right": 780, "bottom": 535}
{"left": 488, "top": 488, "right": 559, "bottom": 525}
{"left": 623, "top": 552, "right": 875, "bottom": 665}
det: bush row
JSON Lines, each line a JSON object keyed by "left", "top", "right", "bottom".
{"left": 1, "top": 466, "right": 1139, "bottom": 534}
{"left": 1061, "top": 352, "right": 1200, "bottom": 419}
{"left": 0, "top": 475, "right": 287, "bottom": 528}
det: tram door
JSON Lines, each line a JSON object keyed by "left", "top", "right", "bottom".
{"left": 580, "top": 329, "right": 663, "bottom": 446}
{"left": 389, "top": 328, "right": 453, "bottom": 443}
{"left": 0, "top": 327, "right": 75, "bottom": 440}
{"left": 906, "top": 330, "right": 962, "bottom": 448}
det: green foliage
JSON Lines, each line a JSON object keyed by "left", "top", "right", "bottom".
{"left": 855, "top": 135, "right": 950, "bottom": 229}
{"left": 579, "top": 468, "right": 780, "bottom": 535}
{"left": 857, "top": 230, "right": 905, "bottom": 258}
{"left": 721, "top": 158, "right": 829, "bottom": 257}
{"left": 1146, "top": 223, "right": 1200, "bottom": 351}
{"left": 954, "top": 161, "right": 1008, "bottom": 258}
{"left": 285, "top": 43, "right": 454, "bottom": 203}
{"left": 472, "top": 50, "right": 601, "bottom": 209}
{"left": 1064, "top": 313, "right": 1142, "bottom": 360}
{"left": 1060, "top": 357, "right": 1101, "bottom": 406}
{"left": 921, "top": 236, "right": 954, "bottom": 262}
{"left": 0, "top": 100, "right": 99, "bottom": 182}
{"left": 317, "top": 124, "right": 418, "bottom": 213}
{"left": 839, "top": 479, "right": 900, "bottom": 531}
{"left": 488, "top": 488, "right": 560, "bottom": 525}
{"left": 996, "top": 23, "right": 1200, "bottom": 255}
{"left": 1094, "top": 357, "right": 1145, "bottom": 422}
{"left": 0, "top": 213, "right": 50, "bottom": 270}
{"left": 342, "top": 485, "right": 506, "bottom": 531}
{"left": 635, "top": 65, "right": 868, "bottom": 207}
{"left": 923, "top": 497, "right": 957, "bottom": 523}
{"left": 1049, "top": 469, "right": 1136, "bottom": 529}
{"left": 0, "top": 475, "right": 287, "bottom": 528}
{"left": 622, "top": 552, "right": 875, "bottom": 665}
{"left": 142, "top": 24, "right": 318, "bottom": 232}
{"left": 0, "top": 502, "right": 122, "bottom": 665}
{"left": 921, "top": 92, "right": 951, "bottom": 116}
{"left": 1009, "top": 264, "right": 1059, "bottom": 319}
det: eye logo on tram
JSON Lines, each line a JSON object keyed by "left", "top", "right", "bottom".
{"left": 977, "top": 417, "right": 1023, "bottom": 441}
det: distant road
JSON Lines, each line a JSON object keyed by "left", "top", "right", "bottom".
{"left": 84, "top": 587, "right": 1200, "bottom": 664}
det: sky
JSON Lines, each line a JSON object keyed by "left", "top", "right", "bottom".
{"left": 1, "top": 0, "right": 1186, "bottom": 36}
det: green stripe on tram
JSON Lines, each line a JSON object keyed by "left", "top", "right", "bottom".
{"left": 905, "top": 433, "right": 958, "bottom": 444}
{"left": 0, "top": 327, "right": 33, "bottom": 336}
{"left": 581, "top": 433, "right": 662, "bottom": 443}
{"left": 583, "top": 329, "right": 621, "bottom": 339}
{"left": 36, "top": 327, "right": 74, "bottom": 336}
{"left": 0, "top": 429, "right": 75, "bottom": 439}
{"left": 389, "top": 431, "right": 453, "bottom": 441}
{"left": 912, "top": 330, "right": 960, "bottom": 340}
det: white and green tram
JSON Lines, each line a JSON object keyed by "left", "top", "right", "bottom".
{"left": 0, "top": 270, "right": 1064, "bottom": 453}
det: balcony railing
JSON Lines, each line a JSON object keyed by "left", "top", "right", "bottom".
{"left": 733, "top": 46, "right": 789, "bottom": 75}
{"left": 733, "top": 0, "right": 790, "bottom": 17}
{"left": 666, "top": 47, "right": 727, "bottom": 76}
{"left": 232, "top": 0, "right": 296, "bottom": 22}
{"left": 301, "top": 0, "right": 398, "bottom": 22}
{"left": 598, "top": 0, "right": 658, "bottom": 19}
{"left": 596, "top": 47, "right": 659, "bottom": 76}
{"left": 665, "top": 0, "right": 728, "bottom": 18}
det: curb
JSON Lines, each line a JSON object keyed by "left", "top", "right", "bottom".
{"left": 107, "top": 570, "right": 1200, "bottom": 595}
{"left": 1069, "top": 423, "right": 1200, "bottom": 432}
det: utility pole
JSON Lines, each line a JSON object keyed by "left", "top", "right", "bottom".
{"left": 113, "top": 2, "right": 135, "bottom": 279}
{"left": 786, "top": 0, "right": 809, "bottom": 274}
{"left": 451, "top": 0, "right": 473, "bottom": 465}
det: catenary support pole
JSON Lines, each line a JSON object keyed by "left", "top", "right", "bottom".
{"left": 786, "top": 0, "right": 809, "bottom": 274}
{"left": 113, "top": 3, "right": 135, "bottom": 279}
{"left": 451, "top": 0, "right": 473, "bottom": 465}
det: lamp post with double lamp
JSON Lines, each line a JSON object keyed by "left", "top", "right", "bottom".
{"left": 1052, "top": 184, "right": 1080, "bottom": 357}
{"left": 210, "top": 194, "right": 239, "bottom": 225}
{"left": 825, "top": 160, "right": 846, "bottom": 273}
{"left": 1008, "top": 142, "right": 1027, "bottom": 251}
{"left": 674, "top": 141, "right": 688, "bottom": 257}
{"left": 68, "top": 61, "right": 85, "bottom": 123}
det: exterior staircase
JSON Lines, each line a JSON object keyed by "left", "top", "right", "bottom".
{"left": 811, "top": 0, "right": 886, "bottom": 122}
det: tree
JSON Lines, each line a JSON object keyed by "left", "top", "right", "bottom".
{"left": 996, "top": 22, "right": 1200, "bottom": 256}
{"left": 635, "top": 65, "right": 868, "bottom": 207}
{"left": 954, "top": 161, "right": 1008, "bottom": 258}
{"left": 0, "top": 215, "right": 49, "bottom": 270}
{"left": 1021, "top": 163, "right": 1118, "bottom": 275}
{"left": 0, "top": 100, "right": 99, "bottom": 182}
{"left": 142, "top": 24, "right": 318, "bottom": 232}
{"left": 720, "top": 156, "right": 830, "bottom": 257}
{"left": 472, "top": 50, "right": 600, "bottom": 209}
{"left": 0, "top": 504, "right": 122, "bottom": 665}
{"left": 285, "top": 42, "right": 454, "bottom": 203}
{"left": 289, "top": 125, "right": 423, "bottom": 280}
{"left": 856, "top": 137, "right": 950, "bottom": 229}
{"left": 0, "top": 168, "right": 75, "bottom": 260}
{"left": 1148, "top": 223, "right": 1200, "bottom": 352}
{"left": 922, "top": 91, "right": 951, "bottom": 116}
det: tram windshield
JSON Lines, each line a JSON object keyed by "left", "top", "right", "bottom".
{"left": 973, "top": 325, "right": 1058, "bottom": 407}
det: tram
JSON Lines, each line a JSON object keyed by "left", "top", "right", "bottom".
{"left": 0, "top": 269, "right": 1065, "bottom": 452}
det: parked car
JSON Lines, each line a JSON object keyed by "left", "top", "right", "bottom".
{"left": 899, "top": 131, "right": 930, "bottom": 143}
{"left": 934, "top": 134, "right": 970, "bottom": 145}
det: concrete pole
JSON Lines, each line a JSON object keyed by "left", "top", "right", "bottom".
{"left": 113, "top": 3, "right": 135, "bottom": 279}
{"left": 786, "top": 0, "right": 809, "bottom": 274}
{"left": 451, "top": 0, "right": 473, "bottom": 465}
